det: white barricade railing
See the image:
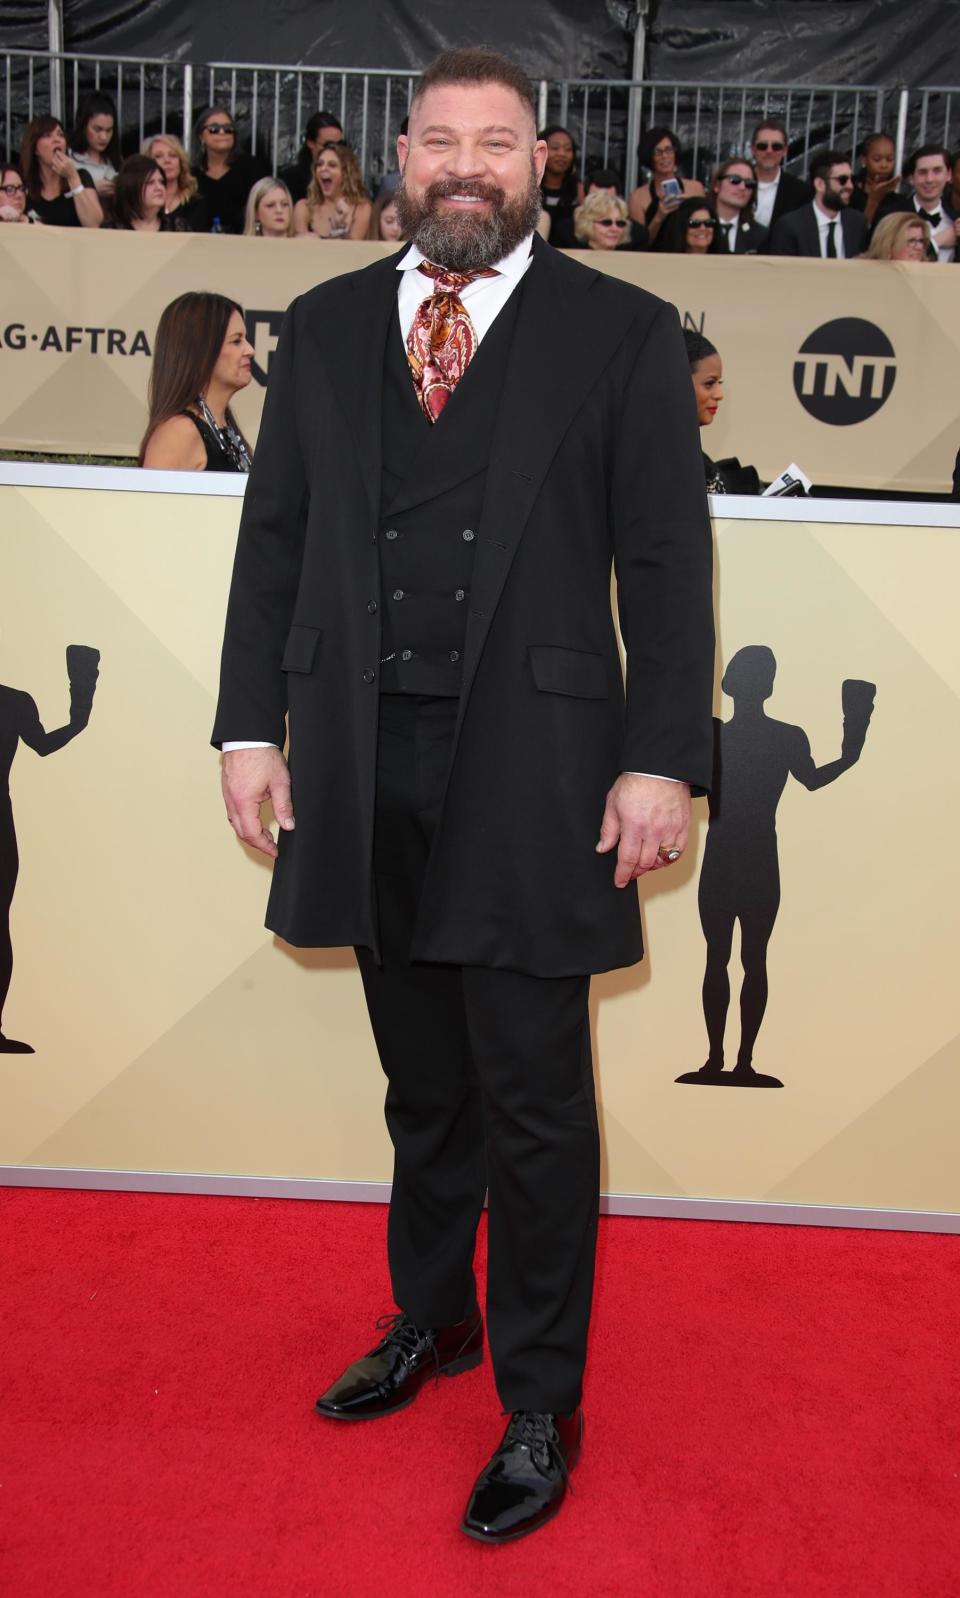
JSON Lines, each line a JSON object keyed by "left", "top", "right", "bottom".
{"left": 2, "top": 49, "right": 959, "bottom": 197}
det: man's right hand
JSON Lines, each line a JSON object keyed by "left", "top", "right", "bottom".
{"left": 221, "top": 747, "right": 294, "bottom": 859}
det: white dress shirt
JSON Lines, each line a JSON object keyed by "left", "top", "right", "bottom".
{"left": 718, "top": 213, "right": 739, "bottom": 252}
{"left": 223, "top": 233, "right": 678, "bottom": 783}
{"left": 754, "top": 173, "right": 780, "bottom": 230}
{"left": 813, "top": 200, "right": 845, "bottom": 258}
{"left": 912, "top": 192, "right": 956, "bottom": 263}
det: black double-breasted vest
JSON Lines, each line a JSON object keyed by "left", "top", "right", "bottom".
{"left": 378, "top": 288, "right": 523, "bottom": 696}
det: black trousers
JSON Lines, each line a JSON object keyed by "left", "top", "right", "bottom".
{"left": 355, "top": 693, "right": 600, "bottom": 1413}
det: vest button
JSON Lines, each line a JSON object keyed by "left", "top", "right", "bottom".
{"left": 362, "top": 668, "right": 376, "bottom": 683}
{"left": 454, "top": 588, "right": 465, "bottom": 601}
{"left": 367, "top": 600, "right": 377, "bottom": 613}
{"left": 385, "top": 528, "right": 399, "bottom": 541}
{"left": 392, "top": 589, "right": 404, "bottom": 601}
{"left": 401, "top": 649, "right": 413, "bottom": 662}
{"left": 449, "top": 650, "right": 460, "bottom": 663}
{"left": 461, "top": 528, "right": 475, "bottom": 542}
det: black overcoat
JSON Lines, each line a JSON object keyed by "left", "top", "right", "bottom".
{"left": 213, "top": 237, "right": 715, "bottom": 976}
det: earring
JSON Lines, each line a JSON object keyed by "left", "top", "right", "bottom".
{"left": 255, "top": 220, "right": 262, "bottom": 234}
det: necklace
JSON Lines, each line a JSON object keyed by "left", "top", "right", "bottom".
{"left": 197, "top": 396, "right": 252, "bottom": 473}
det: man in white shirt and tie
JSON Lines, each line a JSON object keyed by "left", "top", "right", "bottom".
{"left": 214, "top": 46, "right": 714, "bottom": 1547}
{"left": 872, "top": 144, "right": 958, "bottom": 263}
{"left": 769, "top": 149, "right": 869, "bottom": 258}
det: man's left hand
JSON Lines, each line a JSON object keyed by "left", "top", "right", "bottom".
{"left": 596, "top": 773, "right": 691, "bottom": 886}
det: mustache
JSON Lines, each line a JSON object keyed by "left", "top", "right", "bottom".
{"left": 425, "top": 178, "right": 504, "bottom": 207}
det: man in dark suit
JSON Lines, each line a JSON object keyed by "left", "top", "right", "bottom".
{"left": 214, "top": 48, "right": 714, "bottom": 1544}
{"left": 872, "top": 144, "right": 958, "bottom": 262}
{"left": 769, "top": 148, "right": 869, "bottom": 258}
{"left": 750, "top": 118, "right": 811, "bottom": 233}
{"left": 711, "top": 158, "right": 769, "bottom": 253}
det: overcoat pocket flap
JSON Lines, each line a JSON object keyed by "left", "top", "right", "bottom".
{"left": 528, "top": 645, "right": 608, "bottom": 699}
{"left": 281, "top": 625, "right": 322, "bottom": 673}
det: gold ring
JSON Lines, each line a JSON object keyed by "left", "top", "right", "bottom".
{"left": 658, "top": 845, "right": 682, "bottom": 863}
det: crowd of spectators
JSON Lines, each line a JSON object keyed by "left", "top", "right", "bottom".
{"left": 2, "top": 93, "right": 958, "bottom": 266}
{"left": 3, "top": 92, "right": 958, "bottom": 492}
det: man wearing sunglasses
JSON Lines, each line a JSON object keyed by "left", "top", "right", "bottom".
{"left": 769, "top": 148, "right": 869, "bottom": 258}
{"left": 750, "top": 120, "right": 811, "bottom": 232}
{"left": 711, "top": 160, "right": 769, "bottom": 254}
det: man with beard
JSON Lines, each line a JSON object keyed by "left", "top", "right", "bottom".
{"left": 769, "top": 148, "right": 869, "bottom": 257}
{"left": 214, "top": 48, "right": 713, "bottom": 1543}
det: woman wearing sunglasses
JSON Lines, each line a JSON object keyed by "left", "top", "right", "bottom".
{"left": 191, "top": 105, "right": 266, "bottom": 234}
{"left": 656, "top": 197, "right": 724, "bottom": 255}
{"left": 572, "top": 190, "right": 633, "bottom": 251}
{"left": 711, "top": 160, "right": 769, "bottom": 253}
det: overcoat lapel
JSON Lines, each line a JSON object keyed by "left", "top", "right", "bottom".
{"left": 318, "top": 249, "right": 403, "bottom": 526}
{"left": 458, "top": 238, "right": 631, "bottom": 713}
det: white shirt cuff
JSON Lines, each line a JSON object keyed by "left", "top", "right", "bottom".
{"left": 222, "top": 741, "right": 278, "bottom": 751}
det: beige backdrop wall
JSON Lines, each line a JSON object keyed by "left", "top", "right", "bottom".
{"left": 2, "top": 476, "right": 959, "bottom": 1219}
{"left": 2, "top": 229, "right": 959, "bottom": 493}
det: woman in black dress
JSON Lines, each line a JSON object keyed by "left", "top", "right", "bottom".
{"left": 683, "top": 328, "right": 758, "bottom": 495}
{"left": 627, "top": 125, "right": 703, "bottom": 247}
{"left": 139, "top": 292, "right": 254, "bottom": 472}
{"left": 19, "top": 116, "right": 102, "bottom": 227}
{"left": 537, "top": 124, "right": 584, "bottom": 248}
{"left": 655, "top": 196, "right": 724, "bottom": 255}
{"left": 191, "top": 105, "right": 266, "bottom": 234}
{"left": 108, "top": 155, "right": 188, "bottom": 232}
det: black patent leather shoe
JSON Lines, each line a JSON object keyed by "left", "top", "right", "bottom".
{"left": 314, "top": 1309, "right": 483, "bottom": 1421}
{"left": 461, "top": 1408, "right": 583, "bottom": 1543}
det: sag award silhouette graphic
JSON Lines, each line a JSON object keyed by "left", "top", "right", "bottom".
{"left": 677, "top": 645, "right": 875, "bottom": 1090}
{"left": 0, "top": 644, "right": 100, "bottom": 1053}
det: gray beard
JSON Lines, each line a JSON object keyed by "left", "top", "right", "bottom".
{"left": 396, "top": 170, "right": 542, "bottom": 272}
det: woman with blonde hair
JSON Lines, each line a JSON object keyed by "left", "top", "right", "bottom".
{"left": 366, "top": 186, "right": 404, "bottom": 242}
{"left": 863, "top": 211, "right": 933, "bottom": 261}
{"left": 293, "top": 141, "right": 371, "bottom": 239}
{"left": 143, "top": 132, "right": 206, "bottom": 229}
{"left": 573, "top": 190, "right": 631, "bottom": 250}
{"left": 243, "top": 177, "right": 295, "bottom": 237}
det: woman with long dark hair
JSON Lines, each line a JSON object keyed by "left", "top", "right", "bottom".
{"left": 628, "top": 125, "right": 703, "bottom": 246}
{"left": 19, "top": 116, "right": 102, "bottom": 227}
{"left": 68, "top": 92, "right": 121, "bottom": 192}
{"left": 191, "top": 105, "right": 266, "bottom": 234}
{"left": 656, "top": 196, "right": 723, "bottom": 254}
{"left": 537, "top": 124, "right": 583, "bottom": 247}
{"left": 140, "top": 293, "right": 255, "bottom": 472}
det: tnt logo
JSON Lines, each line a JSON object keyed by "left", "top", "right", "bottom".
{"left": 244, "top": 308, "right": 284, "bottom": 386}
{"left": 793, "top": 318, "right": 896, "bottom": 426}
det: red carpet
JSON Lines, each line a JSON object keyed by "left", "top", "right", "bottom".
{"left": 1, "top": 1188, "right": 956, "bottom": 1597}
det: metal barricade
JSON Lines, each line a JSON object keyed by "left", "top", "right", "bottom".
{"left": 0, "top": 49, "right": 419, "bottom": 183}
{"left": 544, "top": 79, "right": 891, "bottom": 195}
{"left": 912, "top": 87, "right": 960, "bottom": 156}
{"left": 2, "top": 48, "right": 956, "bottom": 200}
